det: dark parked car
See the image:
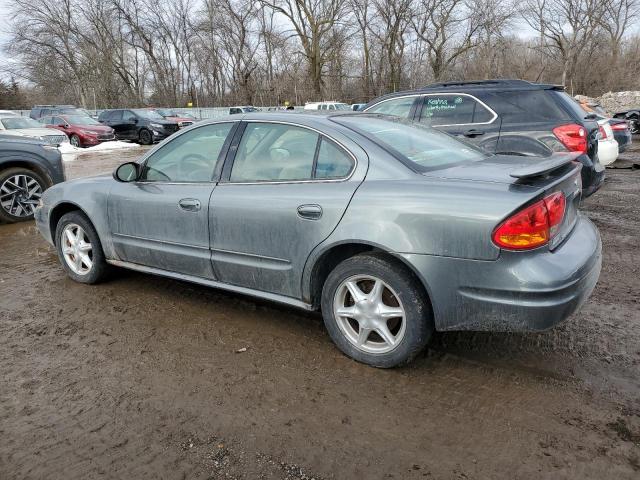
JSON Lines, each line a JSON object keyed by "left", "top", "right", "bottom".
{"left": 364, "top": 79, "right": 605, "bottom": 196}
{"left": 0, "top": 135, "right": 64, "bottom": 223}
{"left": 613, "top": 109, "right": 640, "bottom": 134}
{"left": 35, "top": 113, "right": 601, "bottom": 367}
{"left": 98, "top": 109, "right": 179, "bottom": 145}
{"left": 30, "top": 105, "right": 89, "bottom": 120}
{"left": 607, "top": 118, "right": 632, "bottom": 153}
{"left": 39, "top": 114, "right": 116, "bottom": 148}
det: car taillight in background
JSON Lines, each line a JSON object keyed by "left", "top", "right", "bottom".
{"left": 598, "top": 126, "right": 608, "bottom": 140}
{"left": 610, "top": 122, "right": 628, "bottom": 131}
{"left": 553, "top": 124, "right": 587, "bottom": 154}
{"left": 493, "top": 192, "right": 567, "bottom": 250}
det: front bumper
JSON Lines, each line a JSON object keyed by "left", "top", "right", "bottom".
{"left": 402, "top": 214, "right": 602, "bottom": 332}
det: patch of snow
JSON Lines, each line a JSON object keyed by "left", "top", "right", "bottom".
{"left": 60, "top": 141, "right": 143, "bottom": 161}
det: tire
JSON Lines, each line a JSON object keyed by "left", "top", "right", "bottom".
{"left": 55, "top": 211, "right": 111, "bottom": 284}
{"left": 70, "top": 134, "right": 82, "bottom": 148}
{"left": 139, "top": 129, "right": 153, "bottom": 145}
{"left": 321, "top": 253, "right": 433, "bottom": 368}
{"left": 0, "top": 167, "right": 48, "bottom": 223}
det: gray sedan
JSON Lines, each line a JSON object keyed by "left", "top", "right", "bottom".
{"left": 35, "top": 113, "right": 602, "bottom": 367}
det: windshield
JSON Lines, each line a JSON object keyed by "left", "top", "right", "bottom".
{"left": 65, "top": 115, "right": 100, "bottom": 126}
{"left": 1, "top": 117, "right": 43, "bottom": 129}
{"left": 60, "top": 108, "right": 87, "bottom": 116}
{"left": 134, "top": 109, "right": 164, "bottom": 120}
{"left": 335, "top": 115, "right": 488, "bottom": 172}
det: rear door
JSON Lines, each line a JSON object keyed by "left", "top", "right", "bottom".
{"left": 209, "top": 121, "right": 366, "bottom": 298}
{"left": 414, "top": 93, "right": 500, "bottom": 152}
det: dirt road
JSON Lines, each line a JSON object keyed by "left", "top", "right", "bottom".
{"left": 1, "top": 144, "right": 639, "bottom": 479}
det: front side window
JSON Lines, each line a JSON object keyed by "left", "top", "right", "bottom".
{"left": 229, "top": 123, "right": 354, "bottom": 182}
{"left": 418, "top": 94, "right": 494, "bottom": 126}
{"left": 122, "top": 111, "right": 136, "bottom": 122}
{"left": 365, "top": 96, "right": 416, "bottom": 118}
{"left": 140, "top": 123, "right": 233, "bottom": 182}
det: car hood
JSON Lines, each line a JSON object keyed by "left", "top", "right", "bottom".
{"left": 72, "top": 125, "right": 113, "bottom": 133}
{"left": 3, "top": 128, "right": 65, "bottom": 137}
{"left": 420, "top": 153, "right": 578, "bottom": 186}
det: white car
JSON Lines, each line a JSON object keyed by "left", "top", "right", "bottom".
{"left": 596, "top": 118, "right": 619, "bottom": 166}
{"left": 303, "top": 101, "right": 351, "bottom": 111}
{"left": 0, "top": 116, "right": 69, "bottom": 145}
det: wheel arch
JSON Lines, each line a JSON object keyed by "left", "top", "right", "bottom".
{"left": 0, "top": 159, "right": 54, "bottom": 186}
{"left": 48, "top": 201, "right": 92, "bottom": 246}
{"left": 303, "top": 240, "right": 436, "bottom": 319}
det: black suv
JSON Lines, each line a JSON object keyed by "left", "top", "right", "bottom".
{"left": 0, "top": 135, "right": 64, "bottom": 223}
{"left": 30, "top": 105, "right": 88, "bottom": 120}
{"left": 98, "top": 109, "right": 179, "bottom": 145}
{"left": 364, "top": 79, "right": 605, "bottom": 196}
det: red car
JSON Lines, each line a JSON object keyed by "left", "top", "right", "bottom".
{"left": 153, "top": 108, "right": 196, "bottom": 129}
{"left": 39, "top": 114, "right": 116, "bottom": 148}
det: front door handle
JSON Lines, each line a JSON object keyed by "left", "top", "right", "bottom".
{"left": 463, "top": 129, "right": 485, "bottom": 138}
{"left": 297, "top": 204, "right": 323, "bottom": 220}
{"left": 179, "top": 198, "right": 201, "bottom": 212}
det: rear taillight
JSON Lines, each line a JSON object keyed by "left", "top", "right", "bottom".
{"left": 611, "top": 122, "right": 628, "bottom": 131}
{"left": 553, "top": 124, "right": 587, "bottom": 154}
{"left": 493, "top": 192, "right": 566, "bottom": 250}
{"left": 598, "top": 126, "right": 608, "bottom": 140}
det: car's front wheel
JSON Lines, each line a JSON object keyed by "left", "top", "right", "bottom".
{"left": 321, "top": 253, "right": 433, "bottom": 368}
{"left": 55, "top": 211, "right": 111, "bottom": 284}
{"left": 139, "top": 129, "right": 153, "bottom": 145}
{"left": 70, "top": 134, "right": 82, "bottom": 148}
{"left": 0, "top": 167, "right": 47, "bottom": 223}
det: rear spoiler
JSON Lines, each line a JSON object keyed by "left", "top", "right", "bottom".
{"left": 510, "top": 153, "right": 581, "bottom": 179}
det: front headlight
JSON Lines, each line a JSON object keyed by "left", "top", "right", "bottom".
{"left": 80, "top": 129, "right": 98, "bottom": 135}
{"left": 150, "top": 123, "right": 163, "bottom": 129}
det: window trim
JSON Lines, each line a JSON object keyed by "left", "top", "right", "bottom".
{"left": 220, "top": 120, "right": 358, "bottom": 185}
{"left": 415, "top": 93, "right": 498, "bottom": 127}
{"left": 134, "top": 121, "right": 239, "bottom": 185}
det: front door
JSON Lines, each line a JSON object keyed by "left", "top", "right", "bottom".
{"left": 107, "top": 122, "right": 235, "bottom": 278}
{"left": 209, "top": 121, "right": 366, "bottom": 298}
{"left": 415, "top": 93, "right": 501, "bottom": 152}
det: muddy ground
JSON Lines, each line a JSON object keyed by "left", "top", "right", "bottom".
{"left": 1, "top": 142, "right": 639, "bottom": 479}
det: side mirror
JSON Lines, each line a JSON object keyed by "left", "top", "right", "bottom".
{"left": 59, "top": 124, "right": 68, "bottom": 128}
{"left": 113, "top": 162, "right": 140, "bottom": 182}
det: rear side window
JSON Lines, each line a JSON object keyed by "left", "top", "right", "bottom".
{"left": 365, "top": 96, "right": 416, "bottom": 118}
{"left": 336, "top": 116, "right": 487, "bottom": 172}
{"left": 418, "top": 94, "right": 494, "bottom": 126}
{"left": 490, "top": 90, "right": 572, "bottom": 124}
{"left": 315, "top": 138, "right": 354, "bottom": 179}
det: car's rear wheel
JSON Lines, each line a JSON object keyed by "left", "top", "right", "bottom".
{"left": 0, "top": 167, "right": 47, "bottom": 223}
{"left": 139, "top": 129, "right": 153, "bottom": 145}
{"left": 55, "top": 211, "right": 111, "bottom": 284}
{"left": 70, "top": 134, "right": 82, "bottom": 148}
{"left": 321, "top": 253, "right": 433, "bottom": 368}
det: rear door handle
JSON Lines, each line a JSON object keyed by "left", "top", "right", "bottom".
{"left": 179, "top": 198, "right": 201, "bottom": 212}
{"left": 463, "top": 129, "right": 485, "bottom": 137}
{"left": 297, "top": 204, "right": 323, "bottom": 220}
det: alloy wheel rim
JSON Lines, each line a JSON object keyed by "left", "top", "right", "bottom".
{"left": 61, "top": 223, "right": 93, "bottom": 275}
{"left": 333, "top": 275, "right": 406, "bottom": 354}
{"left": 71, "top": 136, "right": 80, "bottom": 147}
{"left": 0, "top": 174, "right": 43, "bottom": 218}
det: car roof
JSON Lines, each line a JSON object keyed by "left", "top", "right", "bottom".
{"left": 367, "top": 79, "right": 564, "bottom": 105}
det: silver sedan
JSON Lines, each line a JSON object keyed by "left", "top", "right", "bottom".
{"left": 35, "top": 113, "right": 601, "bottom": 367}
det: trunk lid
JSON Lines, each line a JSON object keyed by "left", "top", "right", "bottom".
{"left": 422, "top": 153, "right": 583, "bottom": 251}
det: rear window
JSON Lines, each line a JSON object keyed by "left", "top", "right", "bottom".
{"left": 488, "top": 90, "right": 571, "bottom": 124}
{"left": 335, "top": 115, "right": 487, "bottom": 172}
{"left": 549, "top": 91, "right": 590, "bottom": 121}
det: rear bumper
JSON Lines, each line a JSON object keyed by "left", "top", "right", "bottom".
{"left": 613, "top": 131, "right": 632, "bottom": 153}
{"left": 402, "top": 214, "right": 602, "bottom": 332}
{"left": 577, "top": 153, "right": 605, "bottom": 197}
